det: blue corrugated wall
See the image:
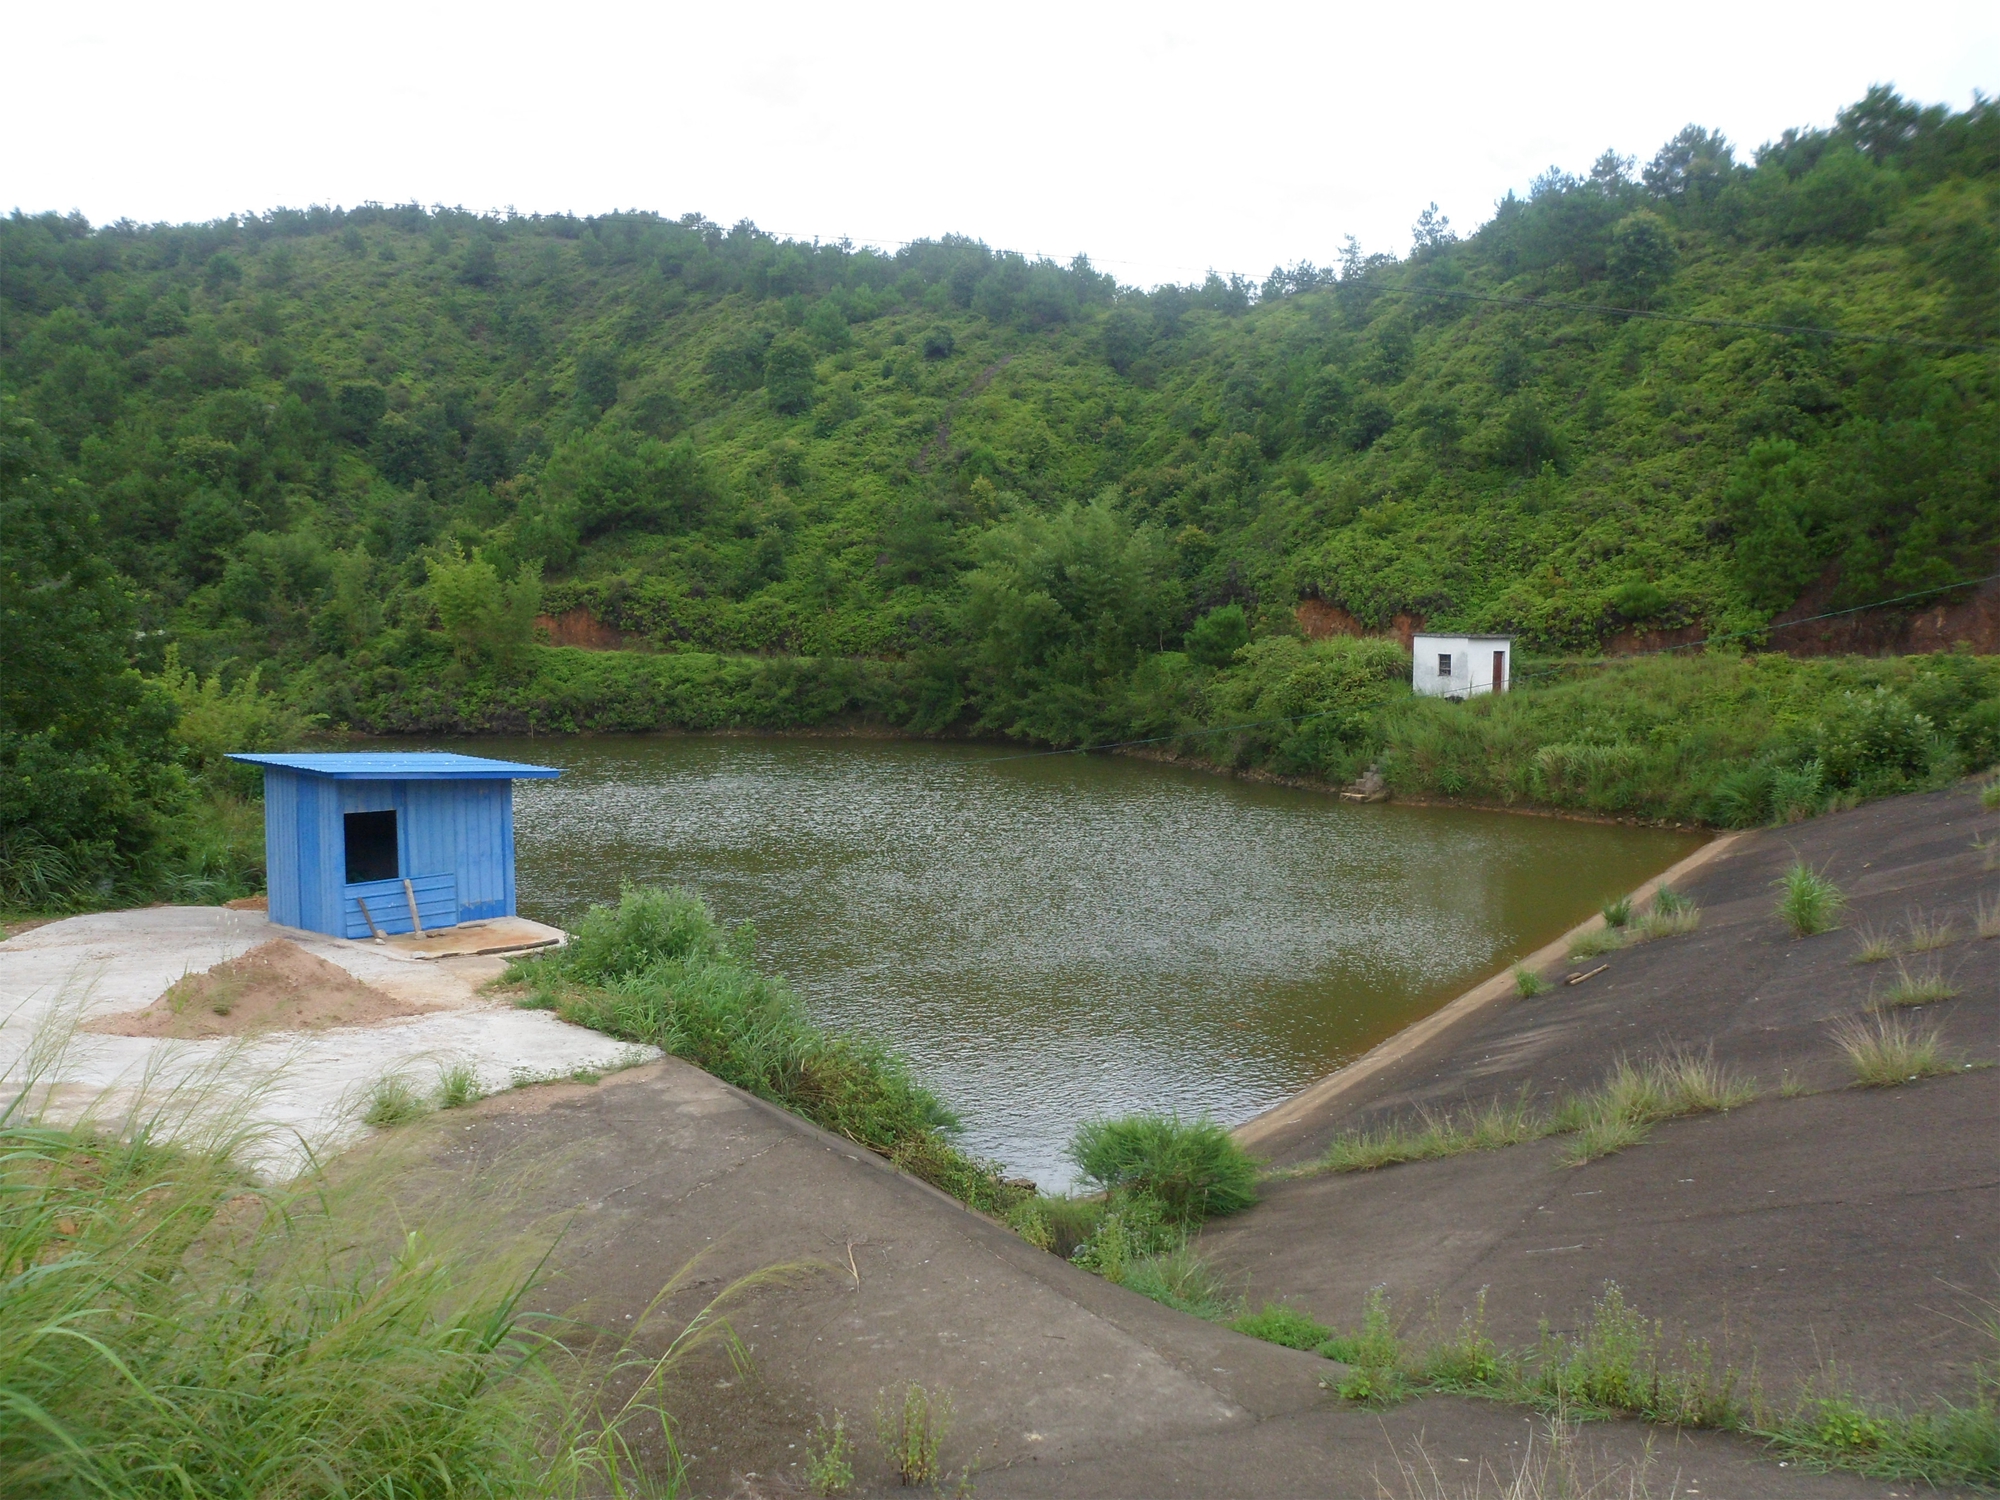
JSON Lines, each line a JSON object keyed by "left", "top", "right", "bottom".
{"left": 262, "top": 770, "right": 520, "bottom": 938}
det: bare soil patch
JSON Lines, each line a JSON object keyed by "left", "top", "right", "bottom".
{"left": 86, "top": 939, "right": 433, "bottom": 1038}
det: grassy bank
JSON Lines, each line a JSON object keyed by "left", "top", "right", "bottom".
{"left": 503, "top": 886, "right": 1263, "bottom": 1268}
{"left": 330, "top": 638, "right": 2000, "bottom": 830}
{"left": 0, "top": 1097, "right": 724, "bottom": 1497}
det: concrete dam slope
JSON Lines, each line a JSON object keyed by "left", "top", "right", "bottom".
{"left": 367, "top": 780, "right": 2000, "bottom": 1495}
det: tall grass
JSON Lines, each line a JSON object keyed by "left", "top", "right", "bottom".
{"left": 0, "top": 1110, "right": 701, "bottom": 1497}
{"left": 1777, "top": 860, "right": 1848, "bottom": 936}
{"left": 510, "top": 885, "right": 1016, "bottom": 1211}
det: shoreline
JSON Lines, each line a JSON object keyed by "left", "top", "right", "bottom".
{"left": 1231, "top": 830, "right": 1741, "bottom": 1152}
{"left": 338, "top": 722, "right": 1717, "bottom": 833}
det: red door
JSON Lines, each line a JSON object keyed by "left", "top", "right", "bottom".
{"left": 1492, "top": 649, "right": 1506, "bottom": 693}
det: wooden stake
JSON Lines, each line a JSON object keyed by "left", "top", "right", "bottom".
{"left": 402, "top": 879, "right": 425, "bottom": 936}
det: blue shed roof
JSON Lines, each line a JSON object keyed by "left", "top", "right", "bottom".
{"left": 226, "top": 752, "right": 561, "bottom": 781}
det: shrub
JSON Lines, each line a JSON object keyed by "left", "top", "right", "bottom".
{"left": 1777, "top": 860, "right": 1847, "bottom": 936}
{"left": 1067, "top": 1114, "right": 1259, "bottom": 1225}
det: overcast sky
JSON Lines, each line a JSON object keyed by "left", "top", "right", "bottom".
{"left": 7, "top": 1, "right": 1995, "bottom": 289}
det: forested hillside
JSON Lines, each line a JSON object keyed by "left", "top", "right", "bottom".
{"left": 5, "top": 87, "right": 2000, "bottom": 905}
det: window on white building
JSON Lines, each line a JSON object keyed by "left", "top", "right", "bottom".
{"left": 1437, "top": 653, "right": 1452, "bottom": 677}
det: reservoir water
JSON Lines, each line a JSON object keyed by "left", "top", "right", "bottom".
{"left": 420, "top": 736, "right": 1700, "bottom": 1186}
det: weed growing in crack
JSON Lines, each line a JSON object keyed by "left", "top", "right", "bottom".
{"left": 1878, "top": 958, "right": 1960, "bottom": 1007}
{"left": 805, "top": 1412, "right": 854, "bottom": 1495}
{"left": 875, "top": 1382, "right": 952, "bottom": 1487}
{"left": 1514, "top": 964, "right": 1550, "bottom": 997}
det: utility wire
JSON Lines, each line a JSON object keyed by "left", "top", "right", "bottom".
{"left": 971, "top": 567, "right": 2000, "bottom": 766}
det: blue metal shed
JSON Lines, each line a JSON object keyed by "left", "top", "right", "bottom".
{"left": 226, "top": 752, "right": 561, "bottom": 940}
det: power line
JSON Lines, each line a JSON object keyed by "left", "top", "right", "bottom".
{"left": 1389, "top": 284, "right": 1992, "bottom": 355}
{"left": 971, "top": 567, "right": 2000, "bottom": 766}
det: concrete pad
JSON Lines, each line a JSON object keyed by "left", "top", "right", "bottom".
{"left": 379, "top": 916, "right": 566, "bottom": 961}
{"left": 0, "top": 906, "right": 656, "bottom": 1169}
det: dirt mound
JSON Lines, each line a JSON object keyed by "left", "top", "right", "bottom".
{"left": 87, "top": 939, "right": 432, "bottom": 1038}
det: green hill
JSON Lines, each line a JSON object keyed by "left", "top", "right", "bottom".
{"left": 4, "top": 87, "right": 1999, "bottom": 904}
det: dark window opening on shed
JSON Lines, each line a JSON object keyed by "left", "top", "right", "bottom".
{"left": 344, "top": 811, "right": 399, "bottom": 884}
{"left": 1437, "top": 653, "right": 1453, "bottom": 677}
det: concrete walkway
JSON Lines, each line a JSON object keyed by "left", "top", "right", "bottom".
{"left": 0, "top": 906, "right": 654, "bottom": 1167}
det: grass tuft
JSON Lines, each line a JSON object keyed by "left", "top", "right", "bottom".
{"left": 1877, "top": 958, "right": 1961, "bottom": 1007}
{"left": 1317, "top": 1090, "right": 1543, "bottom": 1173}
{"left": 1853, "top": 921, "right": 1897, "bottom": 963}
{"left": 1513, "top": 964, "right": 1550, "bottom": 997}
{"left": 362, "top": 1073, "right": 433, "bottom": 1128}
{"left": 1982, "top": 777, "right": 2000, "bottom": 812}
{"left": 1600, "top": 895, "right": 1633, "bottom": 928}
{"left": 1832, "top": 1012, "right": 1962, "bottom": 1086}
{"left": 1232, "top": 1301, "right": 1333, "bottom": 1350}
{"left": 1902, "top": 907, "right": 1957, "bottom": 952}
{"left": 435, "top": 1061, "right": 483, "bottom": 1109}
{"left": 1565, "top": 926, "right": 1626, "bottom": 960}
{"left": 1632, "top": 886, "right": 1701, "bottom": 940}
{"left": 1777, "top": 859, "right": 1847, "bottom": 936}
{"left": 0, "top": 1101, "right": 752, "bottom": 1497}
{"left": 1978, "top": 892, "right": 2000, "bottom": 940}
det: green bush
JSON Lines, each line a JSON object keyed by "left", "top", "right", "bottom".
{"left": 1232, "top": 1302, "right": 1332, "bottom": 1350}
{"left": 1067, "top": 1114, "right": 1259, "bottom": 1226}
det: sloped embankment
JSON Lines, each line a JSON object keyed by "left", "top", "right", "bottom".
{"left": 1210, "top": 780, "right": 2000, "bottom": 1411}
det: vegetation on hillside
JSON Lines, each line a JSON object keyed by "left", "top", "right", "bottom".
{"left": 4, "top": 87, "right": 1998, "bottom": 902}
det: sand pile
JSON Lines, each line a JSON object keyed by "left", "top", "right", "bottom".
{"left": 87, "top": 939, "right": 433, "bottom": 1039}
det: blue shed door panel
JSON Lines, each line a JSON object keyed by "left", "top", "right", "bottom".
{"left": 343, "top": 873, "right": 458, "bottom": 939}
{"left": 401, "top": 779, "right": 513, "bottom": 924}
{"left": 263, "top": 768, "right": 303, "bottom": 929}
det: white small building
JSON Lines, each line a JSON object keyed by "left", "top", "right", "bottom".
{"left": 1412, "top": 634, "right": 1513, "bottom": 698}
